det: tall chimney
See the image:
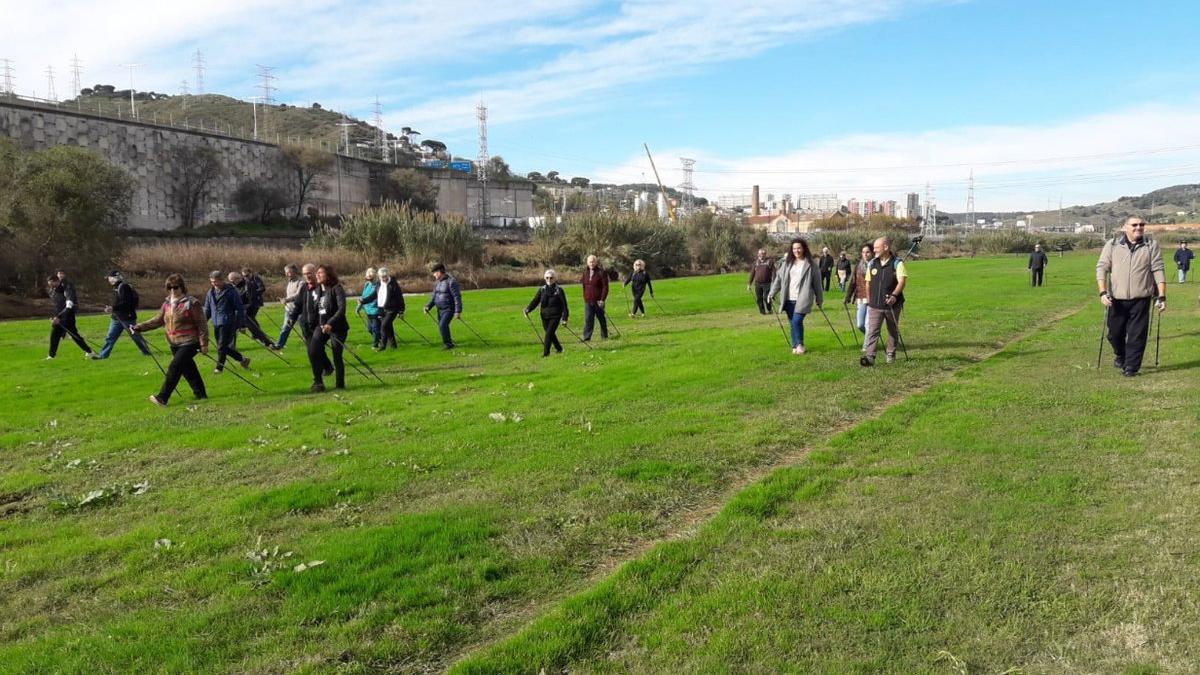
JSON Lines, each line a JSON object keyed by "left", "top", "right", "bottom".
{"left": 751, "top": 185, "right": 760, "bottom": 216}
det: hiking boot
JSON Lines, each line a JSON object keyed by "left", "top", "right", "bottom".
{"left": 323, "top": 366, "right": 335, "bottom": 377}
{"left": 860, "top": 355, "right": 875, "bottom": 367}
{"left": 213, "top": 365, "right": 224, "bottom": 374}
{"left": 87, "top": 353, "right": 103, "bottom": 360}
{"left": 886, "top": 354, "right": 896, "bottom": 364}
{"left": 240, "top": 357, "right": 252, "bottom": 370}
{"left": 310, "top": 383, "right": 326, "bottom": 393}
{"left": 1113, "top": 357, "right": 1125, "bottom": 370}
{"left": 1123, "top": 369, "right": 1138, "bottom": 377}
{"left": 148, "top": 394, "right": 167, "bottom": 407}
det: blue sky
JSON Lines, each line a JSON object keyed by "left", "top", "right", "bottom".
{"left": 6, "top": 0, "right": 1200, "bottom": 211}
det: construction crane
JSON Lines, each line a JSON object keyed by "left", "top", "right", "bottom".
{"left": 643, "top": 143, "right": 677, "bottom": 223}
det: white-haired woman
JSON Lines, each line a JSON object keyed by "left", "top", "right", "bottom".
{"left": 524, "top": 269, "right": 570, "bottom": 356}
{"left": 373, "top": 266, "right": 405, "bottom": 349}
{"left": 356, "top": 267, "right": 381, "bottom": 349}
{"left": 623, "top": 259, "right": 654, "bottom": 316}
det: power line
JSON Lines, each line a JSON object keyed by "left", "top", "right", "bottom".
{"left": 44, "top": 65, "right": 57, "bottom": 102}
{"left": 69, "top": 54, "right": 83, "bottom": 100}
{"left": 255, "top": 65, "right": 276, "bottom": 139}
{"left": 0, "top": 59, "right": 14, "bottom": 95}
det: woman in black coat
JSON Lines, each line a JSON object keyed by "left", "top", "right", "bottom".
{"left": 524, "top": 269, "right": 570, "bottom": 357}
{"left": 370, "top": 266, "right": 405, "bottom": 350}
{"left": 308, "top": 265, "right": 350, "bottom": 392}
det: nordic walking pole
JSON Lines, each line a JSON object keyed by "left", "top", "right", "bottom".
{"left": 328, "top": 333, "right": 386, "bottom": 384}
{"left": 245, "top": 317, "right": 293, "bottom": 365}
{"left": 260, "top": 307, "right": 283, "bottom": 331}
{"left": 816, "top": 305, "right": 846, "bottom": 348}
{"left": 59, "top": 322, "right": 101, "bottom": 354}
{"left": 1096, "top": 304, "right": 1109, "bottom": 369}
{"left": 197, "top": 350, "right": 266, "bottom": 392}
{"left": 400, "top": 315, "right": 434, "bottom": 346}
{"left": 771, "top": 308, "right": 793, "bottom": 349}
{"left": 524, "top": 313, "right": 544, "bottom": 344}
{"left": 620, "top": 280, "right": 631, "bottom": 316}
{"left": 604, "top": 309, "right": 623, "bottom": 338}
{"left": 560, "top": 320, "right": 593, "bottom": 350}
{"left": 1154, "top": 304, "right": 1163, "bottom": 367}
{"left": 117, "top": 318, "right": 167, "bottom": 376}
{"left": 886, "top": 305, "right": 909, "bottom": 360}
{"left": 456, "top": 316, "right": 491, "bottom": 346}
{"left": 842, "top": 303, "right": 860, "bottom": 347}
{"left": 651, "top": 294, "right": 669, "bottom": 316}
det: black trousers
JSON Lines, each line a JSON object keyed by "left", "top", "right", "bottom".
{"left": 541, "top": 316, "right": 563, "bottom": 355}
{"left": 583, "top": 302, "right": 608, "bottom": 340}
{"left": 631, "top": 291, "right": 646, "bottom": 315}
{"left": 754, "top": 282, "right": 771, "bottom": 314}
{"left": 308, "top": 327, "right": 346, "bottom": 388}
{"left": 1031, "top": 268, "right": 1044, "bottom": 286}
{"left": 379, "top": 310, "right": 400, "bottom": 348}
{"left": 159, "top": 343, "right": 206, "bottom": 403}
{"left": 821, "top": 270, "right": 832, "bottom": 291}
{"left": 50, "top": 314, "right": 92, "bottom": 356}
{"left": 1108, "top": 297, "right": 1152, "bottom": 372}
{"left": 214, "top": 324, "right": 244, "bottom": 367}
{"left": 243, "top": 315, "right": 275, "bottom": 347}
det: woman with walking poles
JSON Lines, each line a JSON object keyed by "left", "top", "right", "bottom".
{"left": 132, "top": 274, "right": 210, "bottom": 407}
{"left": 623, "top": 259, "right": 654, "bottom": 317}
{"left": 524, "top": 269, "right": 570, "bottom": 356}
{"left": 356, "top": 267, "right": 382, "bottom": 349}
{"left": 373, "top": 266, "right": 406, "bottom": 350}
{"left": 303, "top": 265, "right": 349, "bottom": 392}
{"left": 767, "top": 237, "right": 824, "bottom": 355}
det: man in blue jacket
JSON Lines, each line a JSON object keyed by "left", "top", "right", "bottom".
{"left": 423, "top": 263, "right": 462, "bottom": 349}
{"left": 204, "top": 270, "right": 251, "bottom": 373}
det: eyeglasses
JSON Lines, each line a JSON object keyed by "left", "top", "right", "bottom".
{"left": 1130, "top": 223, "right": 1147, "bottom": 228}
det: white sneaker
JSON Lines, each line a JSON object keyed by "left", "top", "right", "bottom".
{"left": 45, "top": 355, "right": 55, "bottom": 360}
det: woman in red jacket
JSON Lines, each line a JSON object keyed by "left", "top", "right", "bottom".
{"left": 133, "top": 274, "right": 210, "bottom": 406}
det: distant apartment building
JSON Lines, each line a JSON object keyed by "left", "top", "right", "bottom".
{"left": 881, "top": 200, "right": 897, "bottom": 217}
{"left": 906, "top": 192, "right": 920, "bottom": 220}
{"left": 797, "top": 193, "right": 840, "bottom": 214}
{"left": 846, "top": 198, "right": 860, "bottom": 217}
{"left": 863, "top": 200, "right": 877, "bottom": 216}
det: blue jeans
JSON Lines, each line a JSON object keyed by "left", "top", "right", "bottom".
{"left": 276, "top": 310, "right": 295, "bottom": 348}
{"left": 782, "top": 301, "right": 806, "bottom": 348}
{"left": 436, "top": 307, "right": 455, "bottom": 346}
{"left": 856, "top": 299, "right": 869, "bottom": 333}
{"left": 366, "top": 314, "right": 382, "bottom": 347}
{"left": 97, "top": 317, "right": 151, "bottom": 358}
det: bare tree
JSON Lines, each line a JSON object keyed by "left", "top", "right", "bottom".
{"left": 281, "top": 145, "right": 333, "bottom": 219}
{"left": 174, "top": 144, "right": 222, "bottom": 229}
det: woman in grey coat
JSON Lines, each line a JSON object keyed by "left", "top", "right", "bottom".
{"left": 767, "top": 237, "right": 824, "bottom": 354}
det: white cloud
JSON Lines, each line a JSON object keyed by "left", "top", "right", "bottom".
{"left": 589, "top": 101, "right": 1200, "bottom": 211}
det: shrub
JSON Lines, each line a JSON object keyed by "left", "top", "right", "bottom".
{"left": 0, "top": 142, "right": 132, "bottom": 293}
{"left": 314, "top": 201, "right": 483, "bottom": 266}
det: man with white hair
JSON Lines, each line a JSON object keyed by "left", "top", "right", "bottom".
{"left": 580, "top": 255, "right": 609, "bottom": 341}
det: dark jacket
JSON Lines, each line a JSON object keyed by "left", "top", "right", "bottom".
{"left": 288, "top": 282, "right": 322, "bottom": 330}
{"left": 237, "top": 276, "right": 264, "bottom": 311}
{"left": 581, "top": 267, "right": 609, "bottom": 304}
{"left": 818, "top": 254, "right": 835, "bottom": 275}
{"left": 110, "top": 281, "right": 140, "bottom": 322}
{"left": 426, "top": 276, "right": 463, "bottom": 313}
{"left": 51, "top": 281, "right": 79, "bottom": 319}
{"left": 1028, "top": 251, "right": 1048, "bottom": 270}
{"left": 526, "top": 284, "right": 570, "bottom": 319}
{"left": 748, "top": 258, "right": 774, "bottom": 285}
{"left": 835, "top": 256, "right": 852, "bottom": 274}
{"left": 1174, "top": 247, "right": 1194, "bottom": 270}
{"left": 624, "top": 270, "right": 653, "bottom": 296}
{"left": 365, "top": 277, "right": 405, "bottom": 312}
{"left": 315, "top": 283, "right": 350, "bottom": 332}
{"left": 866, "top": 256, "right": 907, "bottom": 310}
{"left": 204, "top": 284, "right": 246, "bottom": 328}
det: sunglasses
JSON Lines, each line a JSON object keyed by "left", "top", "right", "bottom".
{"left": 166, "top": 285, "right": 181, "bottom": 290}
{"left": 1130, "top": 223, "right": 1147, "bottom": 228}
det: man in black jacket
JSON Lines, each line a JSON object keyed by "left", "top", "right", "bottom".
{"left": 1028, "top": 244, "right": 1049, "bottom": 287}
{"left": 1173, "top": 241, "right": 1193, "bottom": 284}
{"left": 860, "top": 237, "right": 908, "bottom": 367}
{"left": 524, "top": 269, "right": 570, "bottom": 356}
{"left": 818, "top": 247, "right": 835, "bottom": 291}
{"left": 90, "top": 270, "right": 152, "bottom": 359}
{"left": 230, "top": 271, "right": 275, "bottom": 349}
{"left": 47, "top": 274, "right": 94, "bottom": 359}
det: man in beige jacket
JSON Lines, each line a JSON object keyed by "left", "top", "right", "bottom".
{"left": 1097, "top": 216, "right": 1166, "bottom": 377}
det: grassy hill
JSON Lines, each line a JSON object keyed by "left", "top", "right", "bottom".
{"left": 4, "top": 254, "right": 1200, "bottom": 671}
{"left": 951, "top": 183, "right": 1200, "bottom": 228}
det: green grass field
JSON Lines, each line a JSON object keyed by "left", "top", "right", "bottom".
{"left": 2, "top": 254, "right": 1197, "bottom": 673}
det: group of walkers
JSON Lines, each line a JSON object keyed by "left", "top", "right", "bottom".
{"left": 750, "top": 237, "right": 907, "bottom": 365}
{"left": 41, "top": 216, "right": 1177, "bottom": 406}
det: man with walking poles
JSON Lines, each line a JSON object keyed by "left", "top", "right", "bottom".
{"left": 424, "top": 263, "right": 463, "bottom": 349}
{"left": 46, "top": 273, "right": 95, "bottom": 359}
{"left": 747, "top": 248, "right": 775, "bottom": 314}
{"left": 860, "top": 236, "right": 908, "bottom": 367}
{"left": 1173, "top": 241, "right": 1193, "bottom": 284}
{"left": 1028, "top": 243, "right": 1048, "bottom": 287}
{"left": 89, "top": 270, "right": 153, "bottom": 360}
{"left": 1097, "top": 216, "right": 1166, "bottom": 377}
{"left": 581, "top": 255, "right": 610, "bottom": 341}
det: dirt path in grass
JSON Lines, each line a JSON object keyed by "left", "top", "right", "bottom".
{"left": 441, "top": 301, "right": 1091, "bottom": 670}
